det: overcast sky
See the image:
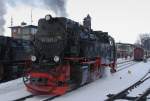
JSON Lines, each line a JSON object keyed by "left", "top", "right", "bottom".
{"left": 4, "top": 0, "right": 150, "bottom": 44}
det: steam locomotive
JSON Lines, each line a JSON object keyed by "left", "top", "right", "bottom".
{"left": 0, "top": 36, "right": 33, "bottom": 82}
{"left": 23, "top": 15, "right": 117, "bottom": 95}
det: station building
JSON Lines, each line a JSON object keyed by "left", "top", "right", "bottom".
{"left": 9, "top": 22, "right": 37, "bottom": 40}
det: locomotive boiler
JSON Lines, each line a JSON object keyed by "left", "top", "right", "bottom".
{"left": 23, "top": 14, "right": 116, "bottom": 95}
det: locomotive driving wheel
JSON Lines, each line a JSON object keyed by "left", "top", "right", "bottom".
{"left": 0, "top": 64, "right": 4, "bottom": 81}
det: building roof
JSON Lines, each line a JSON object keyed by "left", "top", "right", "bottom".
{"left": 116, "top": 42, "right": 134, "bottom": 46}
{"left": 9, "top": 25, "right": 37, "bottom": 28}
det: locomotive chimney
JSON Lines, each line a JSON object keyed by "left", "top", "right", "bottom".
{"left": 83, "top": 14, "right": 91, "bottom": 30}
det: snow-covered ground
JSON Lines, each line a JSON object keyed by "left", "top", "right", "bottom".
{"left": 117, "top": 57, "right": 133, "bottom": 63}
{"left": 52, "top": 61, "right": 150, "bottom": 101}
{"left": 128, "top": 73, "right": 150, "bottom": 97}
{"left": 0, "top": 78, "right": 32, "bottom": 101}
{"left": 0, "top": 58, "right": 149, "bottom": 101}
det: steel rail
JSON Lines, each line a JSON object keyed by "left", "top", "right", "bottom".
{"left": 134, "top": 87, "right": 150, "bottom": 101}
{"left": 13, "top": 94, "right": 34, "bottom": 101}
{"left": 105, "top": 70, "right": 150, "bottom": 101}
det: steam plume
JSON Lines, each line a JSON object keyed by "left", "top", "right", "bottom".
{"left": 43, "top": 0, "right": 67, "bottom": 17}
{"left": 0, "top": 0, "right": 68, "bottom": 35}
{"left": 0, "top": 0, "right": 6, "bottom": 35}
{"left": 8, "top": 0, "right": 68, "bottom": 16}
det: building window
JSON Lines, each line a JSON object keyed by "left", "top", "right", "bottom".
{"left": 22, "top": 28, "right": 30, "bottom": 35}
{"left": 18, "top": 28, "right": 21, "bottom": 34}
{"left": 31, "top": 28, "right": 37, "bottom": 34}
{"left": 13, "top": 29, "right": 17, "bottom": 33}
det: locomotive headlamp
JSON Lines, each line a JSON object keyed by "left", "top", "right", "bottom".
{"left": 45, "top": 15, "right": 52, "bottom": 21}
{"left": 31, "top": 55, "right": 36, "bottom": 62}
{"left": 54, "top": 56, "right": 60, "bottom": 62}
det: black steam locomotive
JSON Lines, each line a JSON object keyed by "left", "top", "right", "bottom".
{"left": 0, "top": 36, "right": 33, "bottom": 82}
{"left": 23, "top": 15, "right": 116, "bottom": 95}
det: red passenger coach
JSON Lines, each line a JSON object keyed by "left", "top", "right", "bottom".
{"left": 133, "top": 47, "right": 144, "bottom": 61}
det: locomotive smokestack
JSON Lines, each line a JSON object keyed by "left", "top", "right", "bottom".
{"left": 0, "top": 0, "right": 6, "bottom": 35}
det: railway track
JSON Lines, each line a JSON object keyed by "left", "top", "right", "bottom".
{"left": 105, "top": 69, "right": 150, "bottom": 101}
{"left": 14, "top": 78, "right": 92, "bottom": 101}
{"left": 14, "top": 95, "right": 35, "bottom": 101}
{"left": 42, "top": 95, "right": 60, "bottom": 101}
{"left": 117, "top": 60, "right": 139, "bottom": 72}
{"left": 13, "top": 59, "right": 146, "bottom": 101}
{"left": 14, "top": 94, "right": 59, "bottom": 101}
{"left": 117, "top": 59, "right": 134, "bottom": 66}
{"left": 15, "top": 85, "right": 83, "bottom": 101}
{"left": 116, "top": 58, "right": 150, "bottom": 72}
{"left": 117, "top": 59, "right": 134, "bottom": 65}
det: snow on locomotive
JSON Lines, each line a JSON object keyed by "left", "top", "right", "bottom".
{"left": 23, "top": 15, "right": 117, "bottom": 95}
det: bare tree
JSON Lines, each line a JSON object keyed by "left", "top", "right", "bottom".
{"left": 136, "top": 33, "right": 150, "bottom": 50}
